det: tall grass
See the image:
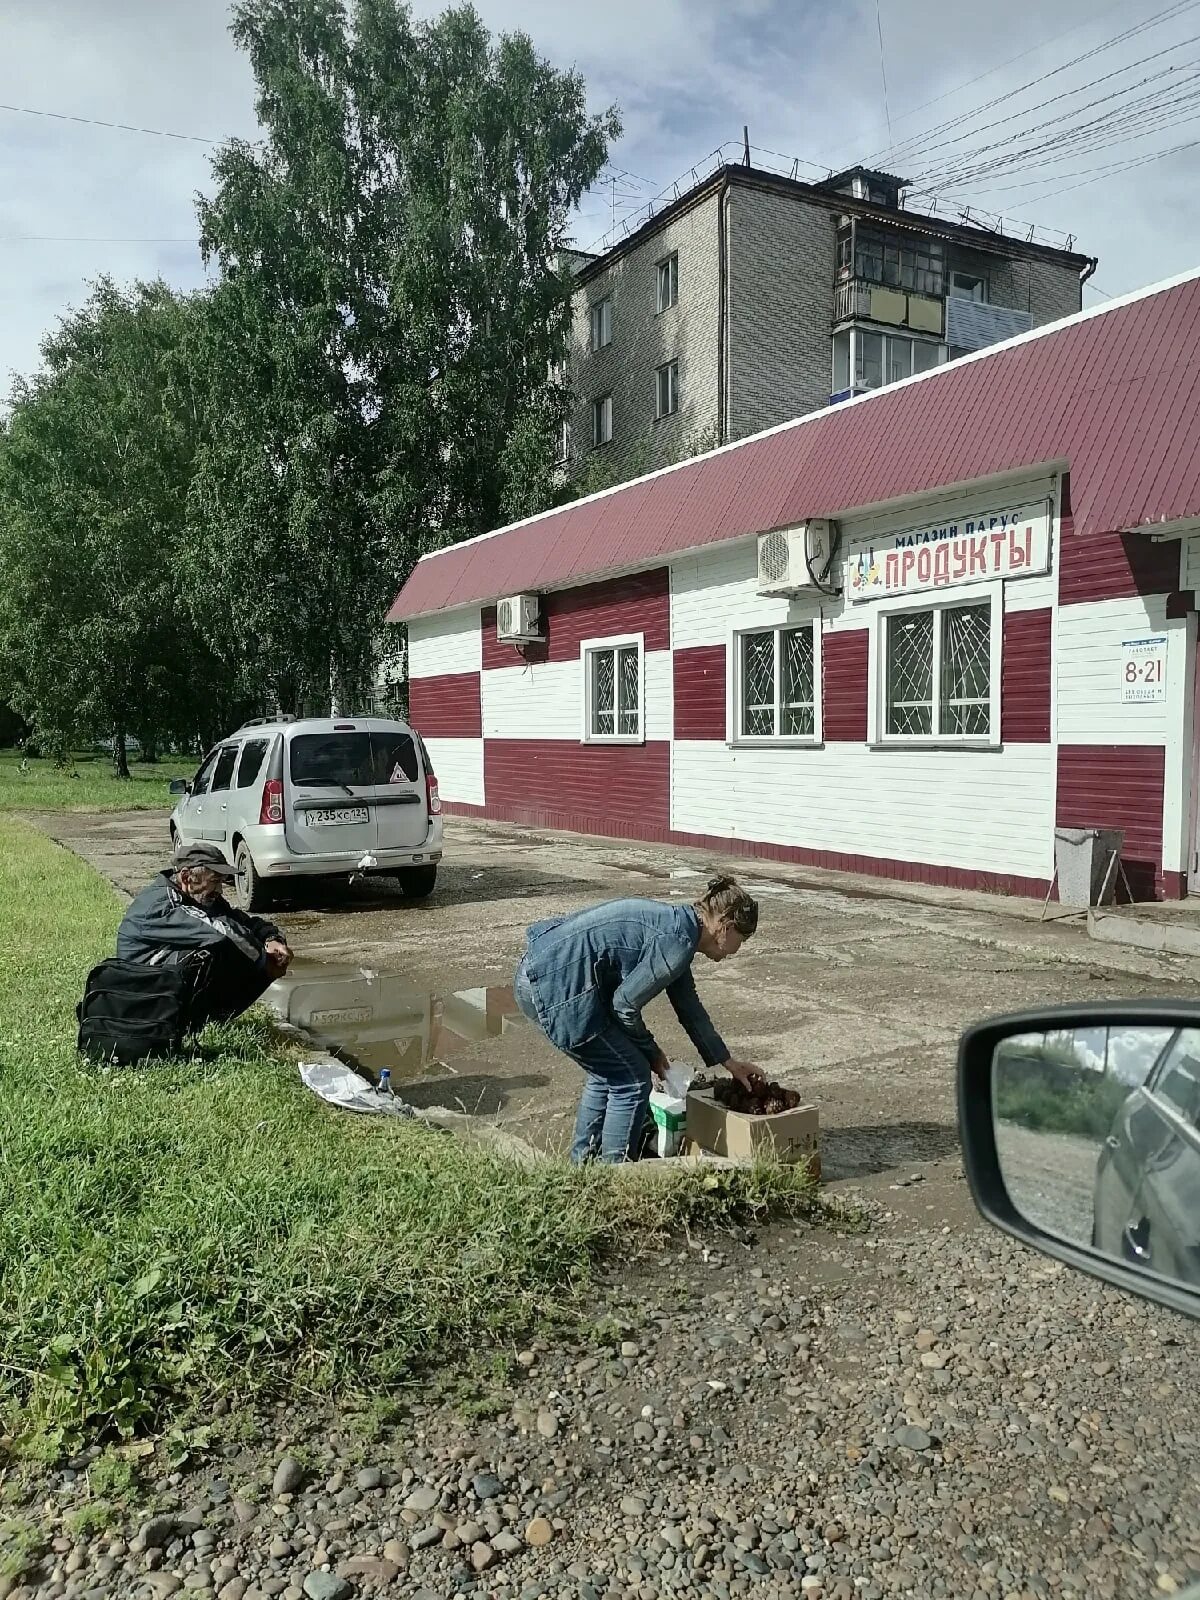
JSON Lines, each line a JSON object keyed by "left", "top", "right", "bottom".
{"left": 0, "top": 817, "right": 820, "bottom": 1453}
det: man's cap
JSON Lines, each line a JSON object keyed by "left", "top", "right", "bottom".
{"left": 173, "top": 841, "right": 237, "bottom": 879}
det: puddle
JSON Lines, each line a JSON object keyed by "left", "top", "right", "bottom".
{"left": 264, "top": 960, "right": 523, "bottom": 1085}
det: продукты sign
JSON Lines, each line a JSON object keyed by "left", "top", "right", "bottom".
{"left": 847, "top": 500, "right": 1052, "bottom": 602}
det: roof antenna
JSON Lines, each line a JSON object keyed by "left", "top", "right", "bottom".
{"left": 743, "top": 125, "right": 751, "bottom": 167}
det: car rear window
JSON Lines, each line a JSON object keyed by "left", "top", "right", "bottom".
{"left": 289, "top": 731, "right": 419, "bottom": 787}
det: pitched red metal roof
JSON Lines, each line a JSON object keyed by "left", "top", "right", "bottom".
{"left": 389, "top": 271, "right": 1200, "bottom": 622}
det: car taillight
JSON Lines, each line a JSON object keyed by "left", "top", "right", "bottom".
{"left": 425, "top": 769, "right": 442, "bottom": 816}
{"left": 259, "top": 778, "right": 284, "bottom": 825}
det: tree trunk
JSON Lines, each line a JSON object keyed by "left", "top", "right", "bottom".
{"left": 141, "top": 736, "right": 159, "bottom": 764}
{"left": 329, "top": 656, "right": 341, "bottom": 718}
{"left": 112, "top": 730, "right": 131, "bottom": 780}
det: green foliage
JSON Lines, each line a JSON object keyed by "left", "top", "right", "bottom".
{"left": 0, "top": 282, "right": 253, "bottom": 766}
{"left": 996, "top": 1070, "right": 1130, "bottom": 1141}
{"left": 187, "top": 0, "right": 618, "bottom": 711}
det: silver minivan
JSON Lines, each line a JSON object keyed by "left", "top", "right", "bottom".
{"left": 168, "top": 716, "right": 443, "bottom": 910}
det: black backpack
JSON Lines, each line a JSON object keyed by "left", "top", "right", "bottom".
{"left": 76, "top": 958, "right": 198, "bottom": 1066}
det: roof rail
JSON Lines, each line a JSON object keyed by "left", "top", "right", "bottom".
{"left": 237, "top": 715, "right": 295, "bottom": 730}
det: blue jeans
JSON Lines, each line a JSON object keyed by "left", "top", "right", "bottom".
{"left": 515, "top": 958, "right": 651, "bottom": 1164}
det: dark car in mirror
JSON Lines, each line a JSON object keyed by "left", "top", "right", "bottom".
{"left": 958, "top": 1003, "right": 1200, "bottom": 1322}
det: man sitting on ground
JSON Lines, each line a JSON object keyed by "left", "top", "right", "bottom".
{"left": 117, "top": 842, "right": 293, "bottom": 1030}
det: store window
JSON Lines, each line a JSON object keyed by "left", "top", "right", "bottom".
{"left": 582, "top": 634, "right": 643, "bottom": 742}
{"left": 733, "top": 624, "right": 819, "bottom": 742}
{"left": 881, "top": 598, "right": 995, "bottom": 741}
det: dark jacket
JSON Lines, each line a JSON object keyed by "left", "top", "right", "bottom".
{"left": 521, "top": 898, "right": 729, "bottom": 1067}
{"left": 117, "top": 872, "right": 283, "bottom": 974}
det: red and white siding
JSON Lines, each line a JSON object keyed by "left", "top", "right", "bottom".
{"left": 406, "top": 487, "right": 1197, "bottom": 900}
{"left": 407, "top": 607, "right": 484, "bottom": 807}
{"left": 1056, "top": 526, "right": 1188, "bottom": 899}
{"left": 478, "top": 573, "right": 672, "bottom": 837}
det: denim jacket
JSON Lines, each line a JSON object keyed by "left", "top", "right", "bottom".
{"left": 520, "top": 898, "right": 729, "bottom": 1067}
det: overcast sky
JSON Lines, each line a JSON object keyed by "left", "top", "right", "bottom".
{"left": 3, "top": 0, "right": 1199, "bottom": 390}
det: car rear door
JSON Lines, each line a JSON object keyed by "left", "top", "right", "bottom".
{"left": 284, "top": 728, "right": 380, "bottom": 859}
{"left": 365, "top": 725, "right": 429, "bottom": 852}
{"left": 203, "top": 743, "right": 241, "bottom": 842}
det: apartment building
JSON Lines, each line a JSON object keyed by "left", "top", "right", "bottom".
{"left": 566, "top": 163, "right": 1095, "bottom": 478}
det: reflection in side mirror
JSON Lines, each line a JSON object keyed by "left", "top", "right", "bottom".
{"left": 959, "top": 1007, "right": 1200, "bottom": 1323}
{"left": 169, "top": 778, "right": 190, "bottom": 796}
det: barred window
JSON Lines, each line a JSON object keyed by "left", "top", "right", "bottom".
{"left": 583, "top": 637, "right": 643, "bottom": 742}
{"left": 736, "top": 625, "right": 817, "bottom": 741}
{"left": 884, "top": 600, "right": 992, "bottom": 740}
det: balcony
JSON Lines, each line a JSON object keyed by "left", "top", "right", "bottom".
{"left": 945, "top": 295, "right": 1033, "bottom": 352}
{"left": 834, "top": 277, "right": 943, "bottom": 337}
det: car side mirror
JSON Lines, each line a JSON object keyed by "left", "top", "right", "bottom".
{"left": 959, "top": 1004, "right": 1200, "bottom": 1323}
{"left": 169, "top": 778, "right": 191, "bottom": 796}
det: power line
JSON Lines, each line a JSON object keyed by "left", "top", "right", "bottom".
{"left": 855, "top": 0, "right": 1130, "bottom": 149}
{"left": 867, "top": 0, "right": 1200, "bottom": 167}
{"left": 0, "top": 100, "right": 219, "bottom": 145}
{"left": 905, "top": 32, "right": 1200, "bottom": 176}
{"left": 876, "top": 0, "right": 893, "bottom": 145}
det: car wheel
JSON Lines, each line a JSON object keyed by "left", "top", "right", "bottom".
{"left": 398, "top": 865, "right": 438, "bottom": 901}
{"left": 234, "top": 841, "right": 270, "bottom": 912}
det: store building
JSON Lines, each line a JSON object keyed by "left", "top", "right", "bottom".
{"left": 389, "top": 271, "right": 1200, "bottom": 902}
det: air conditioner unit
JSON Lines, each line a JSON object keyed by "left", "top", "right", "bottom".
{"left": 496, "top": 593, "right": 542, "bottom": 642}
{"left": 756, "top": 520, "right": 833, "bottom": 596}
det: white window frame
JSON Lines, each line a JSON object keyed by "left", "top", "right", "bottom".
{"left": 950, "top": 270, "right": 988, "bottom": 303}
{"left": 867, "top": 582, "right": 1002, "bottom": 749}
{"left": 556, "top": 416, "right": 570, "bottom": 465}
{"left": 592, "top": 393, "right": 612, "bottom": 449}
{"left": 835, "top": 326, "right": 946, "bottom": 394}
{"left": 656, "top": 252, "right": 679, "bottom": 313}
{"left": 655, "top": 359, "right": 679, "bottom": 420}
{"left": 590, "top": 296, "right": 613, "bottom": 351}
{"left": 580, "top": 632, "right": 646, "bottom": 746}
{"left": 726, "top": 621, "right": 823, "bottom": 747}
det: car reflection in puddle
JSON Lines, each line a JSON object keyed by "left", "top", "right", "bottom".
{"left": 264, "top": 960, "right": 523, "bottom": 1086}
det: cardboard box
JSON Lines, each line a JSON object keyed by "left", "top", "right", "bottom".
{"left": 684, "top": 1086, "right": 820, "bottom": 1175}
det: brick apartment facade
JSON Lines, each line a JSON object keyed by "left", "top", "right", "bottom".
{"left": 565, "top": 164, "right": 1094, "bottom": 480}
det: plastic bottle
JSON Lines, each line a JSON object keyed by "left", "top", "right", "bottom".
{"left": 377, "top": 1068, "right": 392, "bottom": 1096}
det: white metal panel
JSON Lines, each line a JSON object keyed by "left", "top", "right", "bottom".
{"left": 1183, "top": 531, "right": 1200, "bottom": 592}
{"left": 482, "top": 652, "right": 672, "bottom": 742}
{"left": 1056, "top": 597, "right": 1179, "bottom": 746}
{"left": 672, "top": 540, "right": 839, "bottom": 650}
{"left": 946, "top": 297, "right": 1034, "bottom": 351}
{"left": 423, "top": 736, "right": 484, "bottom": 807}
{"left": 671, "top": 741, "right": 1056, "bottom": 880}
{"left": 408, "top": 608, "right": 483, "bottom": 678}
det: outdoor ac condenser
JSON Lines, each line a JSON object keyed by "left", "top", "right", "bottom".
{"left": 756, "top": 520, "right": 833, "bottom": 596}
{"left": 496, "top": 594, "right": 542, "bottom": 642}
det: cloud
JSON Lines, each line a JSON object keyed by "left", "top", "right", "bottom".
{"left": 2, "top": 0, "right": 1198, "bottom": 386}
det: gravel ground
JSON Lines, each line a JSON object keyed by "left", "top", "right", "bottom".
{"left": 993, "top": 1124, "right": 1102, "bottom": 1248}
{"left": 5, "top": 1200, "right": 1200, "bottom": 1600}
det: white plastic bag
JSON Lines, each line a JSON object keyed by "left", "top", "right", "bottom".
{"left": 648, "top": 1062, "right": 694, "bottom": 1158}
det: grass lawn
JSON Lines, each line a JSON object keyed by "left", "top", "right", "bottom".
{"left": 0, "top": 816, "right": 821, "bottom": 1456}
{"left": 0, "top": 750, "right": 185, "bottom": 814}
